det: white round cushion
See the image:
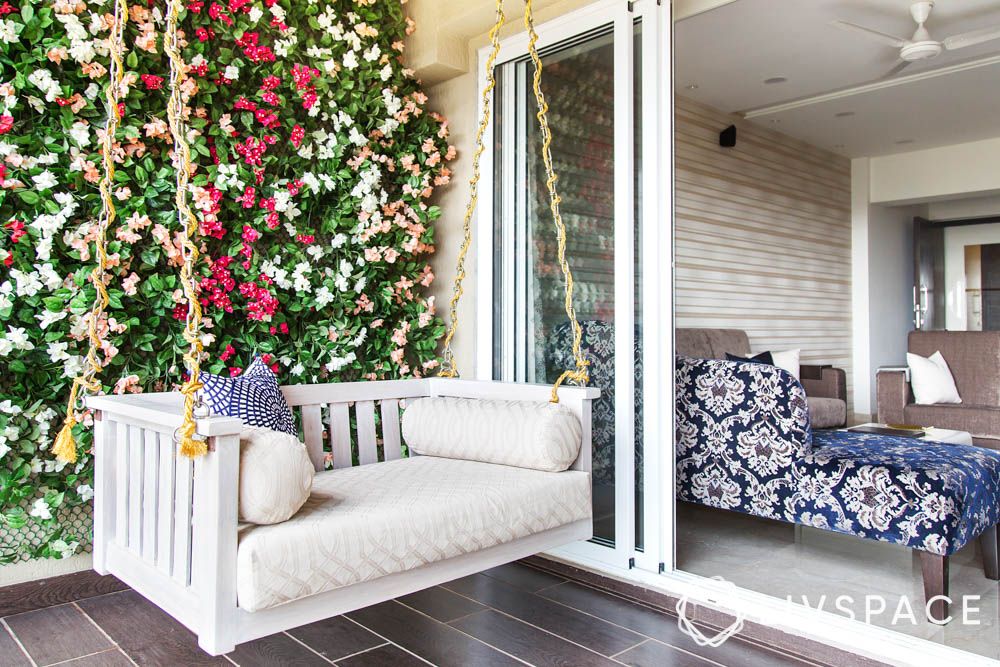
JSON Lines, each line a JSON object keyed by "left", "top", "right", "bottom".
{"left": 401, "top": 397, "right": 582, "bottom": 472}
{"left": 239, "top": 427, "right": 314, "bottom": 525}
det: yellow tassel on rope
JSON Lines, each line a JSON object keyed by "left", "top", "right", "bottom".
{"left": 53, "top": 0, "right": 129, "bottom": 463}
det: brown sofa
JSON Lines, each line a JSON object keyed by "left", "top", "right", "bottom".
{"left": 676, "top": 328, "right": 848, "bottom": 429}
{"left": 877, "top": 331, "right": 1000, "bottom": 450}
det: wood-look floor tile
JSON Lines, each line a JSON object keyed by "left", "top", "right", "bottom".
{"left": 77, "top": 590, "right": 227, "bottom": 666}
{"left": 615, "top": 640, "right": 718, "bottom": 667}
{"left": 397, "top": 586, "right": 487, "bottom": 622}
{"left": 0, "top": 571, "right": 127, "bottom": 618}
{"left": 346, "top": 600, "right": 521, "bottom": 667}
{"left": 540, "top": 582, "right": 810, "bottom": 666}
{"left": 335, "top": 644, "right": 427, "bottom": 666}
{"left": 228, "top": 633, "right": 329, "bottom": 666}
{"left": 480, "top": 563, "right": 565, "bottom": 592}
{"left": 59, "top": 648, "right": 136, "bottom": 666}
{"left": 0, "top": 624, "right": 32, "bottom": 667}
{"left": 452, "top": 609, "right": 620, "bottom": 667}
{"left": 444, "top": 574, "right": 645, "bottom": 657}
{"left": 4, "top": 603, "right": 112, "bottom": 666}
{"left": 287, "top": 615, "right": 382, "bottom": 661}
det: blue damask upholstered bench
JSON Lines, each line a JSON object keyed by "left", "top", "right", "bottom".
{"left": 676, "top": 355, "right": 1000, "bottom": 622}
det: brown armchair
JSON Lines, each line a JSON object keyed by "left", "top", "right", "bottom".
{"left": 676, "top": 328, "right": 847, "bottom": 429}
{"left": 877, "top": 331, "right": 1000, "bottom": 449}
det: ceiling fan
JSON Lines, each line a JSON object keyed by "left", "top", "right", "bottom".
{"left": 832, "top": 1, "right": 1000, "bottom": 77}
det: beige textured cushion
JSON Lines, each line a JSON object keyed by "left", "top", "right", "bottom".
{"left": 236, "top": 456, "right": 591, "bottom": 611}
{"left": 239, "top": 427, "right": 314, "bottom": 525}
{"left": 401, "top": 397, "right": 582, "bottom": 472}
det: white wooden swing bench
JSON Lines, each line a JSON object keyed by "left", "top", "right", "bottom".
{"left": 86, "top": 378, "right": 598, "bottom": 655}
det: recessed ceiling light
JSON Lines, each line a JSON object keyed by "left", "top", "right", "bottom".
{"left": 685, "top": 84, "right": 699, "bottom": 90}
{"left": 764, "top": 76, "right": 788, "bottom": 84}
{"left": 835, "top": 111, "right": 855, "bottom": 118}
{"left": 895, "top": 139, "right": 915, "bottom": 144}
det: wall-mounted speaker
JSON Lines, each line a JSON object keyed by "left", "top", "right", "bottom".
{"left": 719, "top": 125, "right": 737, "bottom": 148}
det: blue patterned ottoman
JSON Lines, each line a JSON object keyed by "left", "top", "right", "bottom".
{"left": 676, "top": 355, "right": 1000, "bottom": 621}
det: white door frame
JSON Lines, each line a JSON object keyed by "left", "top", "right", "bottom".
{"left": 469, "top": 1, "right": 991, "bottom": 665}
{"left": 474, "top": 0, "right": 664, "bottom": 571}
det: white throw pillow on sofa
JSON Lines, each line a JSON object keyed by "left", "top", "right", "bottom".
{"left": 239, "top": 427, "right": 314, "bottom": 525}
{"left": 907, "top": 351, "right": 962, "bottom": 405}
{"left": 768, "top": 349, "right": 801, "bottom": 380}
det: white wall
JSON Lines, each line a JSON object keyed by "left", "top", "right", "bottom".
{"left": 851, "top": 158, "right": 920, "bottom": 418}
{"left": 869, "top": 137, "right": 1000, "bottom": 205}
{"left": 866, "top": 204, "right": 917, "bottom": 413}
{"left": 928, "top": 194, "right": 1000, "bottom": 221}
{"left": 944, "top": 223, "right": 1000, "bottom": 330}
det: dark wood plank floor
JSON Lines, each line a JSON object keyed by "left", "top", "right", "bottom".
{"left": 0, "top": 563, "right": 824, "bottom": 667}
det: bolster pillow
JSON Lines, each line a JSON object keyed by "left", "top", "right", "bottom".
{"left": 238, "top": 427, "right": 314, "bottom": 525}
{"left": 401, "top": 397, "right": 583, "bottom": 472}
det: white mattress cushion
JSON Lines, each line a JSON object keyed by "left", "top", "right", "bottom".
{"left": 401, "top": 397, "right": 582, "bottom": 472}
{"left": 236, "top": 456, "right": 591, "bottom": 611}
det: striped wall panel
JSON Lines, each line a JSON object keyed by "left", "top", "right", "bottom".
{"left": 675, "top": 96, "right": 854, "bottom": 404}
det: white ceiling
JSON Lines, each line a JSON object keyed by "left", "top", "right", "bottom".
{"left": 675, "top": 0, "right": 1000, "bottom": 157}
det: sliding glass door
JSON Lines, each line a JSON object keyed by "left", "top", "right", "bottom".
{"left": 477, "top": 0, "right": 669, "bottom": 571}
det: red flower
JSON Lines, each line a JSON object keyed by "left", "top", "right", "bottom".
{"left": 172, "top": 304, "right": 188, "bottom": 320}
{"left": 187, "top": 1, "right": 204, "bottom": 12}
{"left": 140, "top": 74, "right": 164, "bottom": 90}
{"left": 290, "top": 125, "right": 304, "bottom": 148}
{"left": 296, "top": 234, "right": 314, "bottom": 244}
{"left": 220, "top": 344, "right": 236, "bottom": 362}
{"left": 0, "top": 115, "right": 13, "bottom": 135}
{"left": 195, "top": 27, "right": 215, "bottom": 42}
{"left": 238, "top": 186, "right": 256, "bottom": 209}
{"left": 0, "top": 3, "right": 15, "bottom": 15}
{"left": 5, "top": 219, "right": 25, "bottom": 243}
{"left": 279, "top": 322, "right": 289, "bottom": 335}
{"left": 229, "top": 366, "right": 242, "bottom": 377}
{"left": 260, "top": 76, "right": 281, "bottom": 91}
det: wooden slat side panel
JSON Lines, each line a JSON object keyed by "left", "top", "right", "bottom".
{"left": 114, "top": 422, "right": 129, "bottom": 548}
{"left": 380, "top": 399, "right": 402, "bottom": 461}
{"left": 173, "top": 455, "right": 194, "bottom": 586}
{"left": 141, "top": 429, "right": 159, "bottom": 562}
{"left": 329, "top": 402, "right": 352, "bottom": 469}
{"left": 127, "top": 425, "right": 143, "bottom": 554}
{"left": 156, "top": 432, "right": 175, "bottom": 575}
{"left": 355, "top": 400, "right": 377, "bottom": 466}
{"left": 300, "top": 404, "right": 325, "bottom": 472}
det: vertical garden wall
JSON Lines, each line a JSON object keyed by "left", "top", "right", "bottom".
{"left": 0, "top": 0, "right": 453, "bottom": 562}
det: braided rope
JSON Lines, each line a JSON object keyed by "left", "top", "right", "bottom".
{"left": 53, "top": 0, "right": 129, "bottom": 463}
{"left": 165, "top": 0, "right": 206, "bottom": 458}
{"left": 437, "top": 1, "right": 506, "bottom": 379}
{"left": 522, "top": 0, "right": 589, "bottom": 403}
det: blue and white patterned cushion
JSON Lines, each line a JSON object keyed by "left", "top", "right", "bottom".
{"left": 199, "top": 357, "right": 295, "bottom": 435}
{"left": 675, "top": 355, "right": 1000, "bottom": 555}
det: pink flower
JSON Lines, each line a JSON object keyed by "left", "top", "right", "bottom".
{"left": 122, "top": 272, "right": 141, "bottom": 295}
{"left": 113, "top": 374, "right": 142, "bottom": 395}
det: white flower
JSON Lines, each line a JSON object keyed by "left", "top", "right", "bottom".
{"left": 64, "top": 355, "right": 85, "bottom": 377}
{"left": 32, "top": 170, "right": 58, "bottom": 191}
{"left": 0, "top": 399, "right": 21, "bottom": 415}
{"left": 47, "top": 341, "right": 70, "bottom": 363}
{"left": 380, "top": 64, "right": 393, "bottom": 82}
{"left": 330, "top": 233, "right": 347, "bottom": 249}
{"left": 363, "top": 45, "right": 381, "bottom": 62}
{"left": 343, "top": 50, "right": 359, "bottom": 70}
{"left": 84, "top": 83, "right": 100, "bottom": 100}
{"left": 0, "top": 19, "right": 16, "bottom": 44}
{"left": 314, "top": 285, "right": 334, "bottom": 306}
{"left": 0, "top": 442, "right": 9, "bottom": 460}
{"left": 36, "top": 310, "right": 67, "bottom": 329}
{"left": 69, "top": 121, "right": 90, "bottom": 147}
{"left": 348, "top": 127, "right": 367, "bottom": 146}
{"left": 249, "top": 6, "right": 263, "bottom": 22}
{"left": 36, "top": 263, "right": 62, "bottom": 290}
{"left": 11, "top": 269, "right": 42, "bottom": 296}
{"left": 224, "top": 65, "right": 239, "bottom": 80}
{"left": 51, "top": 539, "right": 79, "bottom": 559}
{"left": 77, "top": 484, "right": 94, "bottom": 502}
{"left": 30, "top": 498, "right": 52, "bottom": 521}
{"left": 6, "top": 327, "right": 33, "bottom": 351}
{"left": 291, "top": 363, "right": 305, "bottom": 376}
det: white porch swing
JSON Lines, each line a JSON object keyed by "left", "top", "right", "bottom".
{"left": 54, "top": 0, "right": 599, "bottom": 656}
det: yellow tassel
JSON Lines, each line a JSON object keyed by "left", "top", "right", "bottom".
{"left": 178, "top": 425, "right": 207, "bottom": 458}
{"left": 52, "top": 417, "right": 79, "bottom": 464}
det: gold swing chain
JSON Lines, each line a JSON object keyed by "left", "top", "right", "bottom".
{"left": 165, "top": 0, "right": 207, "bottom": 458}
{"left": 438, "top": 0, "right": 589, "bottom": 403}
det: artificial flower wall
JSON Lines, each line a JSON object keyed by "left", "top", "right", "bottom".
{"left": 0, "top": 0, "right": 454, "bottom": 561}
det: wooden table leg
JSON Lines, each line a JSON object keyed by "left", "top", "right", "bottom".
{"left": 919, "top": 551, "right": 950, "bottom": 624}
{"left": 981, "top": 525, "right": 1000, "bottom": 581}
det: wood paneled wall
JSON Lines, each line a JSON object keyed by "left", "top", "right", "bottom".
{"left": 675, "top": 97, "right": 854, "bottom": 400}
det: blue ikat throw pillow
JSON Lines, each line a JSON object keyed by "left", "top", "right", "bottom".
{"left": 199, "top": 356, "right": 296, "bottom": 435}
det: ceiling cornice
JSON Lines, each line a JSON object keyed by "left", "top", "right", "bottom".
{"left": 742, "top": 53, "right": 1000, "bottom": 119}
